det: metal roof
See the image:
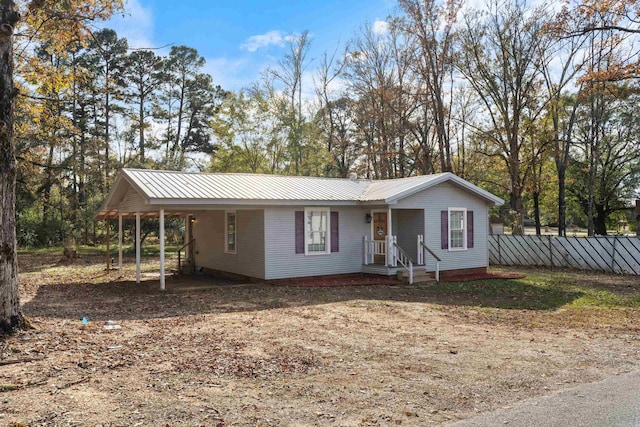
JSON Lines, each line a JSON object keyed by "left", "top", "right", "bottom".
{"left": 95, "top": 169, "right": 503, "bottom": 219}
{"left": 361, "top": 173, "right": 447, "bottom": 201}
{"left": 124, "top": 169, "right": 370, "bottom": 201}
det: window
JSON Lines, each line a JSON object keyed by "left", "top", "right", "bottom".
{"left": 449, "top": 208, "right": 466, "bottom": 250}
{"left": 295, "top": 210, "right": 339, "bottom": 255}
{"left": 225, "top": 211, "right": 237, "bottom": 253}
{"left": 305, "top": 207, "right": 330, "bottom": 255}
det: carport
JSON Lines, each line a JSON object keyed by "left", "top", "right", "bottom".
{"left": 94, "top": 169, "right": 203, "bottom": 290}
{"left": 94, "top": 209, "right": 194, "bottom": 291}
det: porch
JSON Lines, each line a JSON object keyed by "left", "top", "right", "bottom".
{"left": 362, "top": 234, "right": 441, "bottom": 284}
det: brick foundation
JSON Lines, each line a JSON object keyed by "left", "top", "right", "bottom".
{"left": 433, "top": 266, "right": 487, "bottom": 278}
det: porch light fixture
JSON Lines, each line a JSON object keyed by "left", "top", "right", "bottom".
{"left": 190, "top": 216, "right": 196, "bottom": 223}
{"left": 365, "top": 213, "right": 372, "bottom": 223}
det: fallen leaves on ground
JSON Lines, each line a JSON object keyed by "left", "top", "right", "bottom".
{"left": 0, "top": 254, "right": 638, "bottom": 425}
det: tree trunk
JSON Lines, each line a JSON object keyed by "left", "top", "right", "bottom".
{"left": 139, "top": 91, "right": 145, "bottom": 163}
{"left": 594, "top": 203, "right": 607, "bottom": 236}
{"left": 104, "top": 84, "right": 110, "bottom": 185}
{"left": 42, "top": 142, "right": 54, "bottom": 224}
{"left": 533, "top": 191, "right": 541, "bottom": 236}
{"left": 509, "top": 157, "right": 525, "bottom": 235}
{"left": 556, "top": 161, "right": 567, "bottom": 237}
{"left": 0, "top": 2, "right": 26, "bottom": 333}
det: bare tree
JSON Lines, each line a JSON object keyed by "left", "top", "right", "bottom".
{"left": 345, "top": 22, "right": 417, "bottom": 178}
{"left": 457, "top": 0, "right": 546, "bottom": 234}
{"left": 398, "top": 0, "right": 462, "bottom": 172}
{"left": 314, "top": 47, "right": 360, "bottom": 177}
{"left": 269, "top": 31, "right": 312, "bottom": 175}
{"left": 540, "top": 15, "right": 588, "bottom": 236}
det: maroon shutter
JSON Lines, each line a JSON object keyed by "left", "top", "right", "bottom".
{"left": 295, "top": 211, "right": 304, "bottom": 254}
{"left": 467, "top": 210, "right": 474, "bottom": 248}
{"left": 331, "top": 211, "right": 339, "bottom": 252}
{"left": 441, "top": 210, "right": 448, "bottom": 249}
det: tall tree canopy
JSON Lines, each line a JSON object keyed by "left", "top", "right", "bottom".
{"left": 0, "top": 0, "right": 124, "bottom": 333}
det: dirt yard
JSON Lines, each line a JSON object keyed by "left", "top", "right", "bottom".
{"left": 1, "top": 253, "right": 639, "bottom": 426}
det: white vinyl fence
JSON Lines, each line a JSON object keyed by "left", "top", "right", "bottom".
{"left": 489, "top": 235, "right": 640, "bottom": 275}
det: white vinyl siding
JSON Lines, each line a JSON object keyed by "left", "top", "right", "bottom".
{"left": 118, "top": 186, "right": 150, "bottom": 213}
{"left": 194, "top": 210, "right": 265, "bottom": 279}
{"left": 265, "top": 206, "right": 370, "bottom": 280}
{"left": 449, "top": 208, "right": 466, "bottom": 250}
{"left": 305, "top": 207, "right": 330, "bottom": 255}
{"left": 394, "top": 181, "right": 489, "bottom": 273}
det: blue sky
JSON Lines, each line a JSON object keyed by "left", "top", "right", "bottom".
{"left": 106, "top": 0, "right": 397, "bottom": 91}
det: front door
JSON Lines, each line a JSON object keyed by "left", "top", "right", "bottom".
{"left": 373, "top": 212, "right": 388, "bottom": 264}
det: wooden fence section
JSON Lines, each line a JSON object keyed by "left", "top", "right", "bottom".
{"left": 489, "top": 235, "right": 640, "bottom": 275}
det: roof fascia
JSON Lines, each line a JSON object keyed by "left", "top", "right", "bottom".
{"left": 121, "top": 169, "right": 153, "bottom": 201}
{"left": 93, "top": 170, "right": 152, "bottom": 220}
{"left": 147, "top": 198, "right": 362, "bottom": 207}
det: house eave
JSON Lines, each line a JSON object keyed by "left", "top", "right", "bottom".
{"left": 147, "top": 198, "right": 362, "bottom": 206}
{"left": 383, "top": 172, "right": 504, "bottom": 206}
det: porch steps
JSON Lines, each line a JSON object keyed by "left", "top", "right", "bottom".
{"left": 397, "top": 269, "right": 437, "bottom": 285}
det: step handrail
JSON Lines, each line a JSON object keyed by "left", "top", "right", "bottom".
{"left": 418, "top": 235, "right": 440, "bottom": 282}
{"left": 392, "top": 240, "right": 414, "bottom": 284}
{"left": 420, "top": 242, "right": 441, "bottom": 262}
{"left": 177, "top": 239, "right": 195, "bottom": 274}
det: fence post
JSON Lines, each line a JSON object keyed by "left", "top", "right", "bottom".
{"left": 498, "top": 234, "right": 502, "bottom": 264}
{"left": 611, "top": 236, "right": 617, "bottom": 273}
{"left": 548, "top": 235, "right": 553, "bottom": 271}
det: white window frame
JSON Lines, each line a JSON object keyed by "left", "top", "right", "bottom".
{"left": 448, "top": 207, "right": 467, "bottom": 251}
{"left": 225, "top": 210, "right": 237, "bottom": 254}
{"left": 304, "top": 207, "right": 331, "bottom": 255}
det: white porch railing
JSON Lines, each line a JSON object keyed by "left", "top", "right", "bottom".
{"left": 364, "top": 235, "right": 415, "bottom": 284}
{"left": 363, "top": 235, "right": 388, "bottom": 266}
{"left": 417, "top": 234, "right": 441, "bottom": 282}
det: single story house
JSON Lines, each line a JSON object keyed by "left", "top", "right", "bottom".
{"left": 95, "top": 169, "right": 504, "bottom": 288}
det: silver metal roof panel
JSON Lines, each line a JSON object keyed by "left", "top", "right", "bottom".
{"left": 95, "top": 169, "right": 503, "bottom": 219}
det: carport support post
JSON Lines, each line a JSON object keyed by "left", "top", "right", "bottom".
{"left": 106, "top": 218, "right": 110, "bottom": 272}
{"left": 159, "top": 209, "right": 165, "bottom": 291}
{"left": 185, "top": 214, "right": 190, "bottom": 266}
{"left": 136, "top": 212, "right": 141, "bottom": 284}
{"left": 118, "top": 213, "right": 123, "bottom": 275}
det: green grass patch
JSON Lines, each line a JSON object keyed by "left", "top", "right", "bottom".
{"left": 422, "top": 270, "right": 640, "bottom": 310}
{"left": 422, "top": 279, "right": 583, "bottom": 310}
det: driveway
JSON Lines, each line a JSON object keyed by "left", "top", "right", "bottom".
{"left": 450, "top": 370, "right": 640, "bottom": 427}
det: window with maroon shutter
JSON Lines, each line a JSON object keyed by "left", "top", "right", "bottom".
{"left": 467, "top": 210, "right": 474, "bottom": 248}
{"left": 295, "top": 211, "right": 304, "bottom": 254}
{"left": 441, "top": 210, "right": 448, "bottom": 249}
{"left": 331, "top": 211, "right": 339, "bottom": 252}
{"left": 295, "top": 208, "right": 333, "bottom": 255}
{"left": 444, "top": 208, "right": 469, "bottom": 250}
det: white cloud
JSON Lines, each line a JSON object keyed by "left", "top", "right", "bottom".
{"left": 372, "top": 19, "right": 389, "bottom": 35}
{"left": 204, "top": 57, "right": 254, "bottom": 91}
{"left": 241, "top": 30, "right": 289, "bottom": 52}
{"left": 101, "top": 0, "right": 156, "bottom": 50}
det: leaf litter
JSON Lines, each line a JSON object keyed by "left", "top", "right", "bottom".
{"left": 0, "top": 253, "right": 638, "bottom": 425}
